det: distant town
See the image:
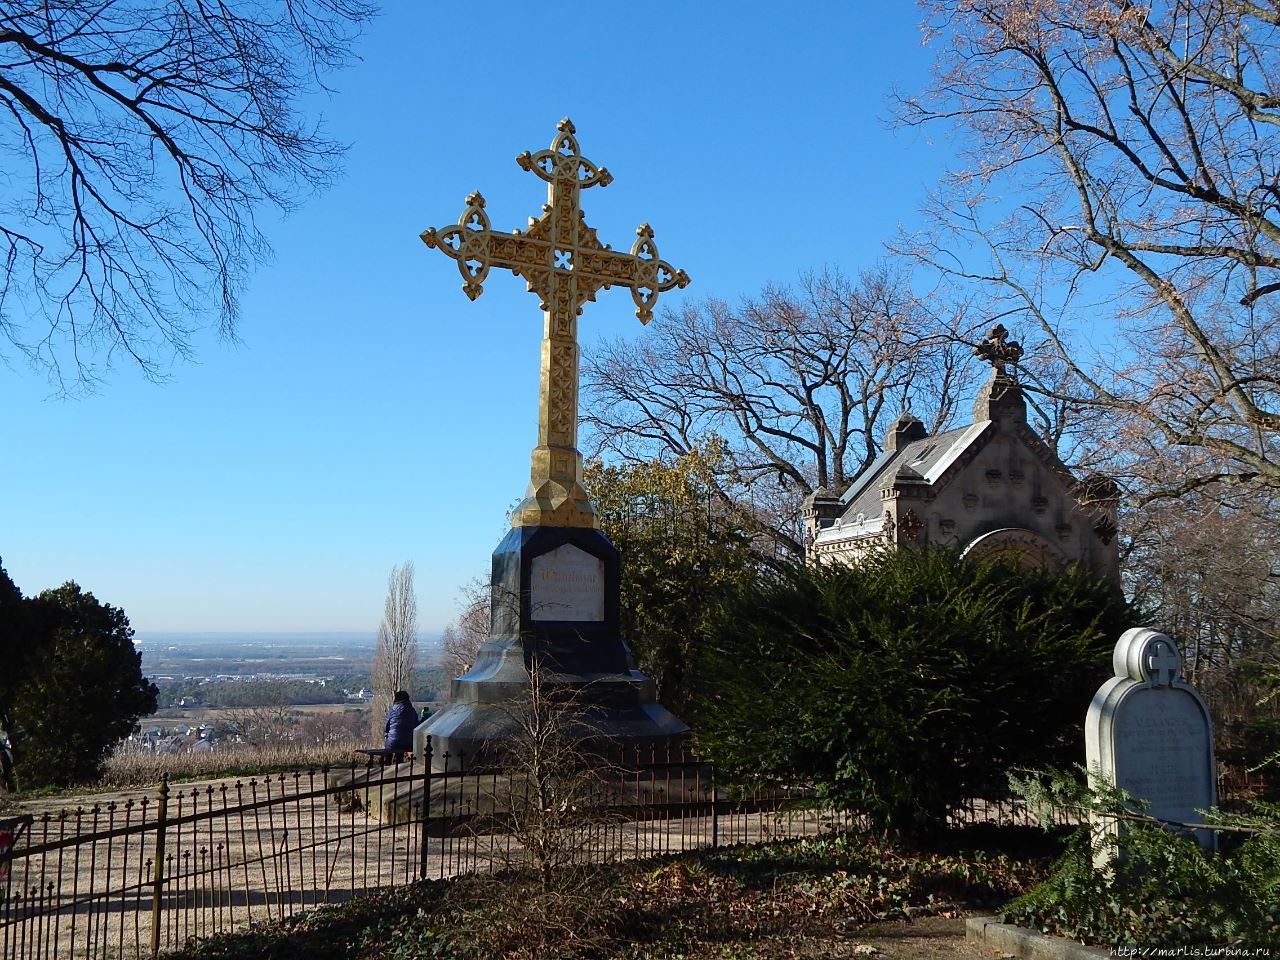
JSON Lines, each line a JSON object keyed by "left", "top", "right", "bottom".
{"left": 130, "top": 632, "right": 446, "bottom": 754}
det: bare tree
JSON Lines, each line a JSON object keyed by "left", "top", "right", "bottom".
{"left": 1124, "top": 491, "right": 1280, "bottom": 685}
{"left": 1122, "top": 488, "right": 1280, "bottom": 771}
{"left": 454, "top": 661, "right": 621, "bottom": 956}
{"left": 900, "top": 0, "right": 1280, "bottom": 501}
{"left": 582, "top": 266, "right": 973, "bottom": 555}
{"left": 440, "top": 576, "right": 487, "bottom": 680}
{"left": 370, "top": 560, "right": 418, "bottom": 738}
{"left": 220, "top": 686, "right": 296, "bottom": 749}
{"left": 0, "top": 0, "right": 375, "bottom": 389}
{"left": 297, "top": 708, "right": 367, "bottom": 747}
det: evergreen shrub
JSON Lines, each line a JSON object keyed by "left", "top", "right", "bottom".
{"left": 1003, "top": 770, "right": 1280, "bottom": 947}
{"left": 694, "top": 547, "right": 1133, "bottom": 836}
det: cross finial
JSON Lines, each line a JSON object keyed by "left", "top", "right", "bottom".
{"left": 515, "top": 115, "right": 613, "bottom": 190}
{"left": 419, "top": 120, "right": 689, "bottom": 528}
{"left": 974, "top": 323, "right": 1024, "bottom": 373}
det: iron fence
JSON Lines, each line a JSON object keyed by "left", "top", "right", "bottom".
{"left": 0, "top": 744, "right": 855, "bottom": 960}
{"left": 3, "top": 739, "right": 1190, "bottom": 960}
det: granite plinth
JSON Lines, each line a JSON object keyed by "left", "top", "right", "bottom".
{"left": 416, "top": 524, "right": 687, "bottom": 767}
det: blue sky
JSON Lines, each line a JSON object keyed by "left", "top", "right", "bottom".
{"left": 0, "top": 3, "right": 955, "bottom": 636}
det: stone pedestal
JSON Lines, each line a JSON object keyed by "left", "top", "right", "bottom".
{"left": 415, "top": 525, "right": 688, "bottom": 767}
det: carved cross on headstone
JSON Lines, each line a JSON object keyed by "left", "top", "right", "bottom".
{"left": 420, "top": 118, "right": 690, "bottom": 529}
{"left": 1146, "top": 639, "right": 1181, "bottom": 687}
{"left": 974, "top": 323, "right": 1024, "bottom": 373}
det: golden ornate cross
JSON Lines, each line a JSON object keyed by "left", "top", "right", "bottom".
{"left": 420, "top": 118, "right": 689, "bottom": 528}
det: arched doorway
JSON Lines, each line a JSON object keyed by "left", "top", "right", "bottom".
{"left": 960, "top": 527, "right": 1068, "bottom": 572}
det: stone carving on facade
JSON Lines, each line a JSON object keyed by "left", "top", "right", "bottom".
{"left": 882, "top": 510, "right": 896, "bottom": 544}
{"left": 1093, "top": 516, "right": 1118, "bottom": 545}
{"left": 961, "top": 527, "right": 1069, "bottom": 571}
{"left": 899, "top": 508, "right": 925, "bottom": 544}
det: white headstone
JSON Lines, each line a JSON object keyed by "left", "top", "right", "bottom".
{"left": 529, "top": 544, "right": 605, "bottom": 622}
{"left": 1085, "top": 628, "right": 1216, "bottom": 866}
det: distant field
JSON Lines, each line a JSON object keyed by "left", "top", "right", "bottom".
{"left": 138, "top": 632, "right": 378, "bottom": 678}
{"left": 151, "top": 703, "right": 374, "bottom": 723}
{"left": 135, "top": 632, "right": 446, "bottom": 679}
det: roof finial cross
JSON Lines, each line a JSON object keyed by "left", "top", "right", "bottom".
{"left": 974, "top": 323, "right": 1024, "bottom": 373}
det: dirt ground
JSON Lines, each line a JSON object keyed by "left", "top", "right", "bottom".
{"left": 854, "top": 917, "right": 1001, "bottom": 960}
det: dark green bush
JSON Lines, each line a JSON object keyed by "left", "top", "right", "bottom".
{"left": 692, "top": 547, "right": 1133, "bottom": 836}
{"left": 9, "top": 582, "right": 157, "bottom": 787}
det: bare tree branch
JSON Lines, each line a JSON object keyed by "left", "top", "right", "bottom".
{"left": 441, "top": 576, "right": 487, "bottom": 682}
{"left": 0, "top": 0, "right": 374, "bottom": 390}
{"left": 899, "top": 0, "right": 1280, "bottom": 498}
{"left": 582, "top": 266, "right": 975, "bottom": 556}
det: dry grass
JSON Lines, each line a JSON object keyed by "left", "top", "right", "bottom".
{"left": 98, "top": 741, "right": 364, "bottom": 790}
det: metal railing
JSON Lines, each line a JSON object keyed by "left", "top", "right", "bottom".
{"left": 6, "top": 739, "right": 1196, "bottom": 960}
{"left": 0, "top": 744, "right": 850, "bottom": 960}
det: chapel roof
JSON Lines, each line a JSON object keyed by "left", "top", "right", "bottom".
{"left": 829, "top": 422, "right": 989, "bottom": 532}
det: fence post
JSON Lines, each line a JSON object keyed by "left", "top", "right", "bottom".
{"left": 149, "top": 776, "right": 170, "bottom": 958}
{"left": 709, "top": 763, "right": 718, "bottom": 849}
{"left": 418, "top": 738, "right": 433, "bottom": 880}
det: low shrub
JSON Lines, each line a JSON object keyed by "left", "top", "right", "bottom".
{"left": 175, "top": 881, "right": 455, "bottom": 960}
{"left": 1002, "top": 770, "right": 1280, "bottom": 947}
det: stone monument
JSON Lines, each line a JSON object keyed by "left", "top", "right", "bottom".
{"left": 414, "top": 118, "right": 690, "bottom": 765}
{"left": 1085, "top": 627, "right": 1216, "bottom": 865}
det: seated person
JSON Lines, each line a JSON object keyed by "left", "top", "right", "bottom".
{"left": 383, "top": 690, "right": 419, "bottom": 761}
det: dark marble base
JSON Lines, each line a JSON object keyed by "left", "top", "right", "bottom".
{"left": 490, "top": 524, "right": 629, "bottom": 674}
{"left": 414, "top": 636, "right": 688, "bottom": 767}
{"left": 415, "top": 524, "right": 688, "bottom": 768}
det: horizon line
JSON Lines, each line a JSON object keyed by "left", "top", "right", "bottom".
{"left": 136, "top": 629, "right": 445, "bottom": 638}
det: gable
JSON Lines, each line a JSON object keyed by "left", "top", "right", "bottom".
{"left": 829, "top": 423, "right": 990, "bottom": 531}
{"left": 809, "top": 373, "right": 1119, "bottom": 582}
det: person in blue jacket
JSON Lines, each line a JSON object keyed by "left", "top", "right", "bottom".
{"left": 383, "top": 690, "right": 419, "bottom": 759}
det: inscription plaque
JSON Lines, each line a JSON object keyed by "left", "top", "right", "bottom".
{"left": 530, "top": 545, "right": 605, "bottom": 622}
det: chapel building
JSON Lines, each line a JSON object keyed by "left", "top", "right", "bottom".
{"left": 802, "top": 326, "right": 1120, "bottom": 581}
